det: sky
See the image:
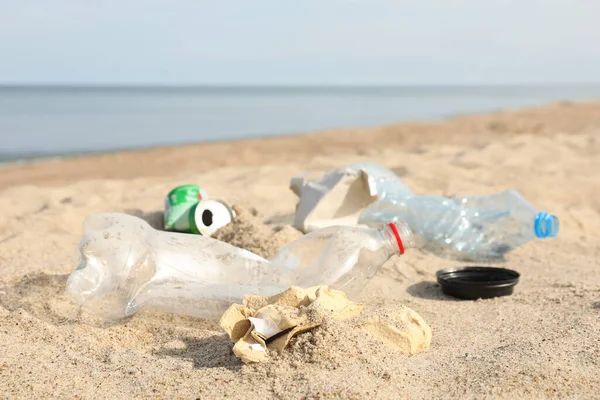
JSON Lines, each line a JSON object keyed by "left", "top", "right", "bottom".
{"left": 1, "top": 0, "right": 599, "bottom": 85}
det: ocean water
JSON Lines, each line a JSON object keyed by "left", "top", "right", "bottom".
{"left": 1, "top": 85, "right": 600, "bottom": 162}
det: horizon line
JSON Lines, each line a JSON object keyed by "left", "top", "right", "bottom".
{"left": 2, "top": 82, "right": 600, "bottom": 89}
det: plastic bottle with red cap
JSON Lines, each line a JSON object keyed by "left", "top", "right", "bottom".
{"left": 66, "top": 213, "right": 414, "bottom": 321}
{"left": 270, "top": 221, "right": 414, "bottom": 297}
{"left": 361, "top": 189, "right": 559, "bottom": 260}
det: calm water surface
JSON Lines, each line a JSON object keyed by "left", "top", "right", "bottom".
{"left": 1, "top": 85, "right": 599, "bottom": 161}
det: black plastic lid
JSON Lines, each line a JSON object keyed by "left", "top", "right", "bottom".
{"left": 436, "top": 266, "right": 520, "bottom": 300}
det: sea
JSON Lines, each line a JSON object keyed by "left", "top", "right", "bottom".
{"left": 1, "top": 85, "right": 600, "bottom": 163}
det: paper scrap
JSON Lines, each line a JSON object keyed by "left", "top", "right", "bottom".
{"left": 291, "top": 167, "right": 377, "bottom": 233}
{"left": 358, "top": 306, "right": 432, "bottom": 354}
{"left": 220, "top": 286, "right": 361, "bottom": 363}
{"left": 219, "top": 286, "right": 432, "bottom": 363}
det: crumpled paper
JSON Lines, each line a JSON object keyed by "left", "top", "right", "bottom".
{"left": 290, "top": 166, "right": 378, "bottom": 233}
{"left": 219, "top": 286, "right": 432, "bottom": 363}
{"left": 219, "top": 286, "right": 363, "bottom": 363}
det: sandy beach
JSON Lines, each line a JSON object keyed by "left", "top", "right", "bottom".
{"left": 1, "top": 101, "right": 600, "bottom": 399}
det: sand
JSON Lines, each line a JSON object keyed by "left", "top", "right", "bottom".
{"left": 212, "top": 205, "right": 303, "bottom": 259}
{"left": 1, "top": 101, "right": 600, "bottom": 399}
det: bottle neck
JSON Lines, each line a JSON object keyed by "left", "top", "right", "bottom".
{"left": 383, "top": 221, "right": 415, "bottom": 256}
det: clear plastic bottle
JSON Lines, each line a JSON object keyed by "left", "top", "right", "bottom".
{"left": 66, "top": 212, "right": 413, "bottom": 320}
{"left": 270, "top": 218, "right": 414, "bottom": 297}
{"left": 301, "top": 163, "right": 559, "bottom": 259}
{"left": 360, "top": 189, "right": 559, "bottom": 260}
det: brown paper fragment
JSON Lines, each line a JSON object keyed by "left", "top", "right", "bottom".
{"left": 222, "top": 286, "right": 362, "bottom": 363}
{"left": 243, "top": 286, "right": 312, "bottom": 310}
{"left": 309, "top": 286, "right": 364, "bottom": 320}
{"left": 219, "top": 304, "right": 253, "bottom": 342}
{"left": 221, "top": 286, "right": 433, "bottom": 364}
{"left": 232, "top": 328, "right": 268, "bottom": 363}
{"left": 359, "top": 306, "right": 432, "bottom": 354}
{"left": 267, "top": 322, "right": 321, "bottom": 353}
{"left": 250, "top": 304, "right": 306, "bottom": 345}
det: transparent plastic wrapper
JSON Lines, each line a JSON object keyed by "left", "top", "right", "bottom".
{"left": 291, "top": 163, "right": 559, "bottom": 260}
{"left": 66, "top": 212, "right": 413, "bottom": 320}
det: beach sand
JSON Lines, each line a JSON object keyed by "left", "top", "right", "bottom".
{"left": 1, "top": 101, "right": 599, "bottom": 399}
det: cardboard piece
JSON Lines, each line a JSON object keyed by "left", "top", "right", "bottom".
{"left": 358, "top": 306, "right": 432, "bottom": 354}
{"left": 219, "top": 286, "right": 362, "bottom": 363}
{"left": 290, "top": 167, "right": 378, "bottom": 233}
{"left": 219, "top": 286, "right": 432, "bottom": 363}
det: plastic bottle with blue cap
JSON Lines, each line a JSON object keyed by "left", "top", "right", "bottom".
{"left": 360, "top": 187, "right": 559, "bottom": 260}
{"left": 293, "top": 162, "right": 559, "bottom": 260}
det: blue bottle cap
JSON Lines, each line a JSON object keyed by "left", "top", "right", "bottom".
{"left": 534, "top": 212, "right": 559, "bottom": 238}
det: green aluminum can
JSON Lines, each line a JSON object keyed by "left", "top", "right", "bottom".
{"left": 164, "top": 184, "right": 207, "bottom": 231}
{"left": 168, "top": 198, "right": 236, "bottom": 235}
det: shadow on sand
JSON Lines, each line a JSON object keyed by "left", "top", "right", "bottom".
{"left": 156, "top": 334, "right": 242, "bottom": 370}
{"left": 0, "top": 273, "right": 83, "bottom": 325}
{"left": 0, "top": 272, "right": 137, "bottom": 328}
{"left": 124, "top": 209, "right": 165, "bottom": 230}
{"left": 406, "top": 281, "right": 460, "bottom": 301}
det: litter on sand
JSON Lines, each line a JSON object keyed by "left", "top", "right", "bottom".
{"left": 290, "top": 162, "right": 559, "bottom": 260}
{"left": 219, "top": 286, "right": 432, "bottom": 364}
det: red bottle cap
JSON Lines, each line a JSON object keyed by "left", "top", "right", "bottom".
{"left": 387, "top": 223, "right": 405, "bottom": 255}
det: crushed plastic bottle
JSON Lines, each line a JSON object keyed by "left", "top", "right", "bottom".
{"left": 66, "top": 212, "right": 413, "bottom": 320}
{"left": 291, "top": 162, "right": 559, "bottom": 260}
{"left": 360, "top": 189, "right": 559, "bottom": 260}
